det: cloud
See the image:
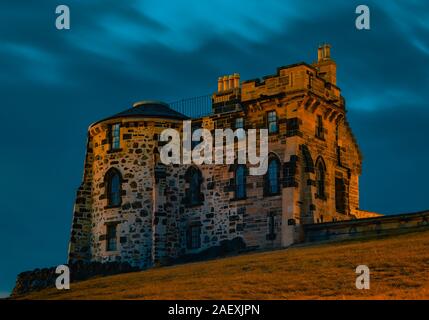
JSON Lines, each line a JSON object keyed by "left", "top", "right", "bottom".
{"left": 1, "top": 0, "right": 429, "bottom": 295}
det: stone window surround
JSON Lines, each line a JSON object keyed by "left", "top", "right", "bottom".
{"left": 266, "top": 110, "right": 279, "bottom": 135}
{"left": 184, "top": 166, "right": 204, "bottom": 207}
{"left": 104, "top": 221, "right": 120, "bottom": 254}
{"left": 315, "top": 114, "right": 325, "bottom": 140}
{"left": 264, "top": 153, "right": 282, "bottom": 197}
{"left": 233, "top": 164, "right": 247, "bottom": 200}
{"left": 103, "top": 168, "right": 126, "bottom": 209}
{"left": 186, "top": 221, "right": 202, "bottom": 251}
{"left": 315, "top": 156, "right": 327, "bottom": 201}
{"left": 109, "top": 122, "right": 122, "bottom": 152}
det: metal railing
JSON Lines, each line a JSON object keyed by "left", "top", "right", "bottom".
{"left": 169, "top": 94, "right": 213, "bottom": 118}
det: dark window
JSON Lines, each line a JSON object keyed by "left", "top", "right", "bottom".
{"left": 185, "top": 167, "right": 202, "bottom": 206}
{"left": 316, "top": 115, "right": 324, "bottom": 139}
{"left": 335, "top": 177, "right": 346, "bottom": 213}
{"left": 111, "top": 123, "right": 121, "bottom": 150}
{"left": 106, "top": 224, "right": 117, "bottom": 251}
{"left": 191, "top": 125, "right": 201, "bottom": 149}
{"left": 267, "top": 111, "right": 278, "bottom": 134}
{"left": 187, "top": 225, "right": 201, "bottom": 249}
{"left": 235, "top": 117, "right": 246, "bottom": 140}
{"left": 106, "top": 169, "right": 121, "bottom": 207}
{"left": 235, "top": 117, "right": 244, "bottom": 129}
{"left": 316, "top": 159, "right": 326, "bottom": 199}
{"left": 336, "top": 146, "right": 342, "bottom": 166}
{"left": 235, "top": 165, "right": 246, "bottom": 199}
{"left": 265, "top": 157, "right": 280, "bottom": 195}
{"left": 267, "top": 213, "right": 276, "bottom": 240}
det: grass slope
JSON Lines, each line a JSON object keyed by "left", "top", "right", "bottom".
{"left": 19, "top": 230, "right": 429, "bottom": 300}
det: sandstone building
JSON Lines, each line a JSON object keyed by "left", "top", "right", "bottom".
{"left": 68, "top": 45, "right": 379, "bottom": 268}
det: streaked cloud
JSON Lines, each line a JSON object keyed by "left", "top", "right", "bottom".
{"left": 0, "top": 0, "right": 428, "bottom": 296}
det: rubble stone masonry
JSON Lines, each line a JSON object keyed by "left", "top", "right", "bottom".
{"left": 68, "top": 45, "right": 381, "bottom": 268}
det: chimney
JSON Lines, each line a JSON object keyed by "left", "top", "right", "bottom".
{"left": 217, "top": 77, "right": 223, "bottom": 92}
{"left": 223, "top": 76, "right": 229, "bottom": 90}
{"left": 217, "top": 73, "right": 241, "bottom": 92}
{"left": 233, "top": 73, "right": 240, "bottom": 88}
{"left": 318, "top": 46, "right": 323, "bottom": 62}
{"left": 323, "top": 44, "right": 331, "bottom": 59}
{"left": 314, "top": 44, "right": 336, "bottom": 85}
{"left": 228, "top": 75, "right": 234, "bottom": 89}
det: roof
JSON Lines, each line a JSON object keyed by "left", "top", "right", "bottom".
{"left": 93, "top": 100, "right": 189, "bottom": 126}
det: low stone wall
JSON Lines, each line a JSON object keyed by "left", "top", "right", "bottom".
{"left": 302, "top": 210, "right": 429, "bottom": 243}
{"left": 12, "top": 261, "right": 139, "bottom": 297}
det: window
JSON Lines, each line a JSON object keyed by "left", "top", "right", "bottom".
{"left": 267, "top": 213, "right": 276, "bottom": 240}
{"left": 316, "top": 115, "right": 324, "bottom": 139}
{"left": 235, "top": 117, "right": 245, "bottom": 140}
{"left": 316, "top": 158, "right": 326, "bottom": 199}
{"left": 335, "top": 177, "right": 346, "bottom": 213}
{"left": 111, "top": 123, "right": 121, "bottom": 150}
{"left": 106, "top": 224, "right": 117, "bottom": 251}
{"left": 185, "top": 167, "right": 202, "bottom": 206}
{"left": 267, "top": 111, "right": 278, "bottom": 134}
{"left": 187, "top": 225, "right": 201, "bottom": 249}
{"left": 191, "top": 125, "right": 201, "bottom": 149}
{"left": 235, "top": 117, "right": 244, "bottom": 129}
{"left": 235, "top": 165, "right": 246, "bottom": 199}
{"left": 106, "top": 169, "right": 121, "bottom": 207}
{"left": 265, "top": 156, "right": 280, "bottom": 195}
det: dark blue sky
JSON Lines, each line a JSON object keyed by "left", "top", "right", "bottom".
{"left": 1, "top": 0, "right": 428, "bottom": 296}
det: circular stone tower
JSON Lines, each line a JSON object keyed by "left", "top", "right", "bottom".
{"left": 68, "top": 101, "right": 188, "bottom": 268}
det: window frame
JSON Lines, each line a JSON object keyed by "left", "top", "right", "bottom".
{"left": 105, "top": 168, "right": 122, "bottom": 208}
{"left": 110, "top": 123, "right": 121, "bottom": 151}
{"left": 187, "top": 224, "right": 201, "bottom": 250}
{"left": 335, "top": 177, "right": 346, "bottom": 214}
{"left": 106, "top": 223, "right": 118, "bottom": 252}
{"left": 267, "top": 110, "right": 278, "bottom": 134}
{"left": 315, "top": 158, "right": 326, "bottom": 200}
{"left": 264, "top": 156, "right": 281, "bottom": 196}
{"left": 235, "top": 165, "right": 247, "bottom": 200}
{"left": 185, "top": 166, "right": 203, "bottom": 207}
{"left": 234, "top": 117, "right": 246, "bottom": 140}
{"left": 316, "top": 115, "right": 324, "bottom": 139}
{"left": 267, "top": 213, "right": 276, "bottom": 240}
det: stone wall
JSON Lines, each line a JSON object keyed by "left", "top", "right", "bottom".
{"left": 12, "top": 261, "right": 139, "bottom": 297}
{"left": 68, "top": 50, "right": 367, "bottom": 268}
{"left": 302, "top": 210, "right": 429, "bottom": 243}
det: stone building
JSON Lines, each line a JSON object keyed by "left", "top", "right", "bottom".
{"left": 68, "top": 45, "right": 379, "bottom": 268}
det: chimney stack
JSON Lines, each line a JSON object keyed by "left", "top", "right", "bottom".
{"left": 217, "top": 73, "right": 241, "bottom": 92}
{"left": 318, "top": 43, "right": 331, "bottom": 62}
{"left": 315, "top": 44, "right": 336, "bottom": 85}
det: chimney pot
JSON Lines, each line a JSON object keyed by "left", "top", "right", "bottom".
{"left": 217, "top": 77, "right": 223, "bottom": 92}
{"left": 233, "top": 73, "right": 240, "bottom": 88}
{"left": 324, "top": 44, "right": 331, "bottom": 59}
{"left": 318, "top": 46, "right": 324, "bottom": 62}
{"left": 228, "top": 75, "right": 234, "bottom": 89}
{"left": 223, "top": 76, "right": 229, "bottom": 90}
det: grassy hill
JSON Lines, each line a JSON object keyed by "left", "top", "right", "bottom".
{"left": 18, "top": 230, "right": 429, "bottom": 300}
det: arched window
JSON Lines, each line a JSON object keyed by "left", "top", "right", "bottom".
{"left": 105, "top": 168, "right": 122, "bottom": 207}
{"left": 316, "top": 157, "right": 326, "bottom": 199}
{"left": 235, "top": 165, "right": 246, "bottom": 199}
{"left": 265, "top": 155, "right": 281, "bottom": 195}
{"left": 185, "top": 167, "right": 203, "bottom": 205}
